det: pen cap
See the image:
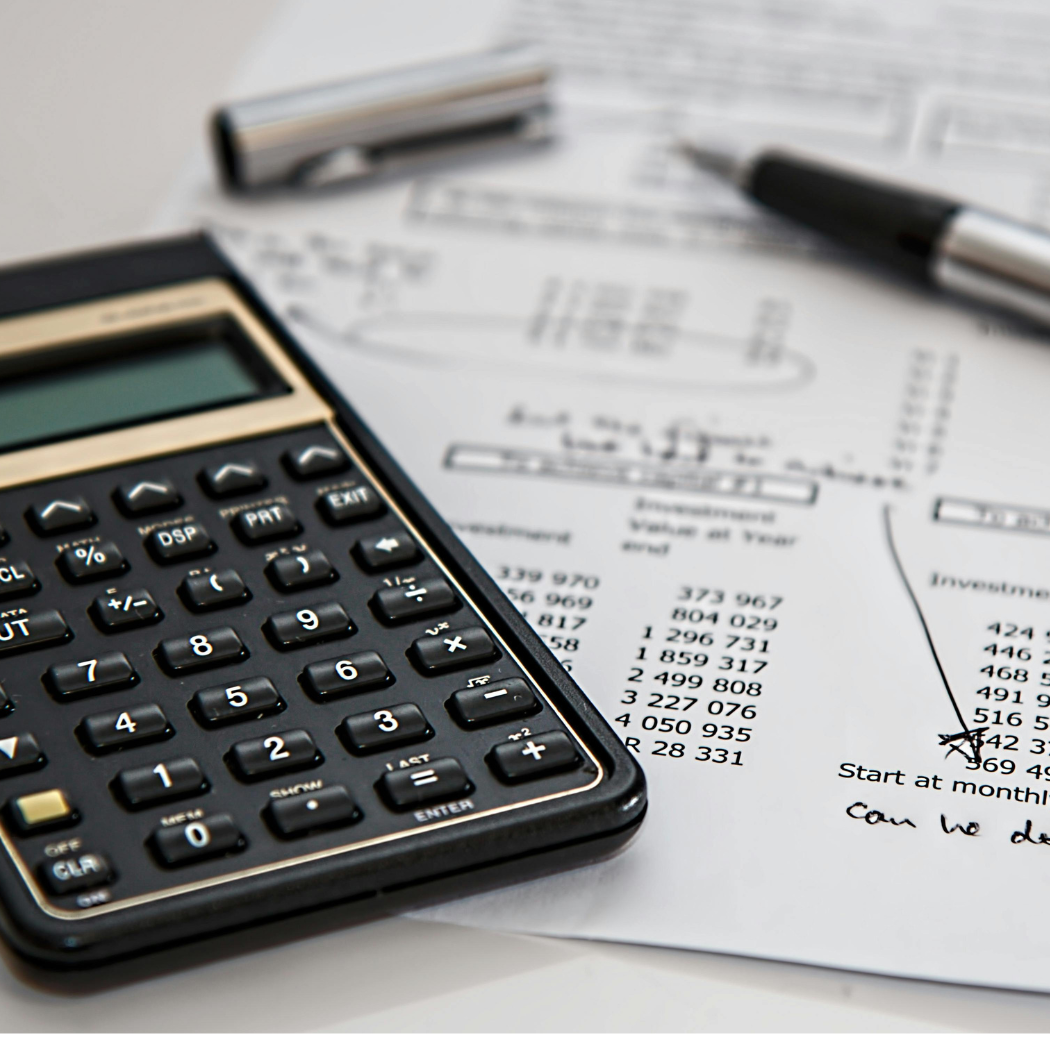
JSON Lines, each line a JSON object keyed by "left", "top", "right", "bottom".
{"left": 212, "top": 43, "right": 553, "bottom": 190}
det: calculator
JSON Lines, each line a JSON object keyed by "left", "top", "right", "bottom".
{"left": 0, "top": 235, "right": 645, "bottom": 966}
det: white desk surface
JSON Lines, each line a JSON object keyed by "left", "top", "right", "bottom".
{"left": 1, "top": 1, "right": 1049, "bottom": 1032}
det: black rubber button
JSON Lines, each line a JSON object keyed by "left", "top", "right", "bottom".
{"left": 448, "top": 677, "right": 541, "bottom": 728}
{"left": 179, "top": 569, "right": 251, "bottom": 611}
{"left": 0, "top": 609, "right": 71, "bottom": 658}
{"left": 145, "top": 523, "right": 216, "bottom": 564}
{"left": 352, "top": 530, "right": 420, "bottom": 571}
{"left": 377, "top": 758, "right": 471, "bottom": 811}
{"left": 115, "top": 757, "right": 207, "bottom": 808}
{"left": 113, "top": 479, "right": 182, "bottom": 517}
{"left": 199, "top": 461, "right": 267, "bottom": 498}
{"left": 409, "top": 627, "right": 498, "bottom": 674}
{"left": 267, "top": 786, "right": 359, "bottom": 837}
{"left": 340, "top": 703, "right": 431, "bottom": 755}
{"left": 301, "top": 651, "right": 391, "bottom": 701}
{"left": 264, "top": 602, "right": 354, "bottom": 649}
{"left": 151, "top": 814, "right": 245, "bottom": 867}
{"left": 57, "top": 541, "right": 129, "bottom": 583}
{"left": 488, "top": 730, "right": 580, "bottom": 782}
{"left": 228, "top": 729, "right": 321, "bottom": 781}
{"left": 371, "top": 578, "right": 458, "bottom": 623}
{"left": 26, "top": 497, "right": 94, "bottom": 535}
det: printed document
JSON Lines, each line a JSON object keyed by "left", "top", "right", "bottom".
{"left": 157, "top": 0, "right": 1050, "bottom": 991}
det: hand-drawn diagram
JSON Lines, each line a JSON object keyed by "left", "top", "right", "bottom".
{"left": 289, "top": 305, "right": 815, "bottom": 394}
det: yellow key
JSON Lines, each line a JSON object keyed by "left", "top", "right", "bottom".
{"left": 14, "top": 789, "right": 71, "bottom": 827}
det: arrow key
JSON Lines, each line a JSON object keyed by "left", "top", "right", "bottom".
{"left": 0, "top": 733, "right": 45, "bottom": 778}
{"left": 26, "top": 496, "right": 94, "bottom": 535}
{"left": 284, "top": 443, "right": 348, "bottom": 479}
{"left": 198, "top": 461, "right": 267, "bottom": 498}
{"left": 112, "top": 478, "right": 182, "bottom": 517}
{"left": 353, "top": 530, "right": 420, "bottom": 571}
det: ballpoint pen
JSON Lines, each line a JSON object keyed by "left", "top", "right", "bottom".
{"left": 678, "top": 141, "right": 1050, "bottom": 329}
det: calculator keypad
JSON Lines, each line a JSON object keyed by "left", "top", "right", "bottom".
{"left": 0, "top": 425, "right": 596, "bottom": 912}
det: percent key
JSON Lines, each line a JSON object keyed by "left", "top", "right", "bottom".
{"left": 57, "top": 541, "right": 129, "bottom": 583}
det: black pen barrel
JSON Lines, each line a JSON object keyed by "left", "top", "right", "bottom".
{"left": 747, "top": 151, "right": 959, "bottom": 281}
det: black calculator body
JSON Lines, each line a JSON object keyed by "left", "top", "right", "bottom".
{"left": 0, "top": 235, "right": 645, "bottom": 966}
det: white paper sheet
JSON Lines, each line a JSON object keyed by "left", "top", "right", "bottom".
{"left": 156, "top": 0, "right": 1050, "bottom": 991}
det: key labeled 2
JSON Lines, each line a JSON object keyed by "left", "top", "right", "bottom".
{"left": 228, "top": 729, "right": 321, "bottom": 780}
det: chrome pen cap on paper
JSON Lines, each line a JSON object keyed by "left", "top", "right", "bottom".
{"left": 212, "top": 43, "right": 553, "bottom": 190}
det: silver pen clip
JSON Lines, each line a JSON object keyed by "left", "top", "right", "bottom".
{"left": 212, "top": 43, "right": 554, "bottom": 191}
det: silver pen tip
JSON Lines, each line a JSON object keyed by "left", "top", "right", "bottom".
{"left": 675, "top": 140, "right": 752, "bottom": 188}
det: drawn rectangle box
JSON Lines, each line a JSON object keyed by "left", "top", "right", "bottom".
{"left": 445, "top": 443, "right": 817, "bottom": 506}
{"left": 934, "top": 496, "right": 1050, "bottom": 535}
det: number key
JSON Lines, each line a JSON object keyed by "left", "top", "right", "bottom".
{"left": 115, "top": 757, "right": 207, "bottom": 808}
{"left": 228, "top": 729, "right": 320, "bottom": 781}
{"left": 45, "top": 652, "right": 137, "bottom": 699}
{"left": 191, "top": 677, "right": 283, "bottom": 726}
{"left": 79, "top": 703, "right": 170, "bottom": 753}
{"left": 150, "top": 814, "right": 244, "bottom": 867}
{"left": 264, "top": 602, "right": 354, "bottom": 649}
{"left": 302, "top": 651, "right": 391, "bottom": 701}
{"left": 156, "top": 627, "right": 247, "bottom": 675}
{"left": 340, "top": 703, "right": 431, "bottom": 755}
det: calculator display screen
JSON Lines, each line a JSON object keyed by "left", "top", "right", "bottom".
{"left": 0, "top": 320, "right": 287, "bottom": 454}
